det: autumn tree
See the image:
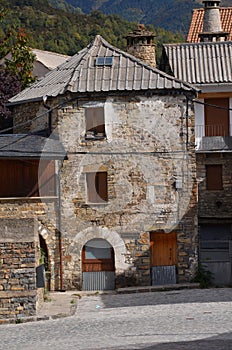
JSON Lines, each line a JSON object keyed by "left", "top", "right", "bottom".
{"left": 4, "top": 27, "right": 36, "bottom": 89}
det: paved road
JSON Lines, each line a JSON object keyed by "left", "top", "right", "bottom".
{"left": 0, "top": 288, "right": 232, "bottom": 350}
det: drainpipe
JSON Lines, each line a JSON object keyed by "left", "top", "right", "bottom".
{"left": 57, "top": 159, "right": 64, "bottom": 291}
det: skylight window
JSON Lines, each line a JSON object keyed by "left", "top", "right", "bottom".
{"left": 95, "top": 57, "right": 113, "bottom": 66}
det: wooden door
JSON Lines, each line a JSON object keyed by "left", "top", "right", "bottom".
{"left": 82, "top": 240, "right": 115, "bottom": 272}
{"left": 150, "top": 232, "right": 177, "bottom": 267}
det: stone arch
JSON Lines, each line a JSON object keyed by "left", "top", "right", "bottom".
{"left": 38, "top": 223, "right": 56, "bottom": 290}
{"left": 73, "top": 227, "right": 128, "bottom": 272}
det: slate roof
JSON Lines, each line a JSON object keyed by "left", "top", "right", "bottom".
{"left": 0, "top": 134, "right": 66, "bottom": 159}
{"left": 187, "top": 7, "right": 232, "bottom": 43}
{"left": 160, "top": 41, "right": 232, "bottom": 85}
{"left": 9, "top": 35, "right": 197, "bottom": 106}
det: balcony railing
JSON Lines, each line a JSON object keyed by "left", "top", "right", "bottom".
{"left": 196, "top": 124, "right": 231, "bottom": 138}
{"left": 195, "top": 125, "right": 232, "bottom": 151}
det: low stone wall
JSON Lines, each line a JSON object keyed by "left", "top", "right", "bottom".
{"left": 0, "top": 219, "right": 37, "bottom": 320}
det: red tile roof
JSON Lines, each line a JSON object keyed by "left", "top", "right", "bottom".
{"left": 187, "top": 8, "right": 232, "bottom": 42}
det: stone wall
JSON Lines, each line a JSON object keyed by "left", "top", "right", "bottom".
{"left": 0, "top": 199, "right": 59, "bottom": 291}
{"left": 0, "top": 219, "right": 37, "bottom": 320}
{"left": 197, "top": 153, "right": 232, "bottom": 218}
{"left": 10, "top": 92, "right": 198, "bottom": 290}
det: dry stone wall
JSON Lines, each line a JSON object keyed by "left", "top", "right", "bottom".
{"left": 0, "top": 219, "right": 36, "bottom": 320}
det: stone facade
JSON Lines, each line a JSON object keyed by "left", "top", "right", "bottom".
{"left": 197, "top": 153, "right": 232, "bottom": 219}
{"left": 0, "top": 219, "right": 37, "bottom": 320}
{"left": 9, "top": 90, "right": 198, "bottom": 290}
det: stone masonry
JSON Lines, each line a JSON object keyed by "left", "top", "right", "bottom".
{"left": 0, "top": 219, "right": 37, "bottom": 320}
{"left": 10, "top": 90, "right": 198, "bottom": 290}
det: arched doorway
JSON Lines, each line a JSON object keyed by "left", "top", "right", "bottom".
{"left": 39, "top": 234, "right": 51, "bottom": 290}
{"left": 82, "top": 238, "right": 115, "bottom": 291}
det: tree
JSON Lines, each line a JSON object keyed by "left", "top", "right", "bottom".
{"left": 4, "top": 27, "right": 36, "bottom": 89}
{"left": 0, "top": 67, "right": 22, "bottom": 132}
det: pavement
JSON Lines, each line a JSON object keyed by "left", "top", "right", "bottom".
{"left": 0, "top": 283, "right": 200, "bottom": 324}
{"left": 35, "top": 282, "right": 200, "bottom": 322}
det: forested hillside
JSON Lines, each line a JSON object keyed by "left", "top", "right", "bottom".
{"left": 0, "top": 0, "right": 184, "bottom": 59}
{"left": 64, "top": 0, "right": 232, "bottom": 33}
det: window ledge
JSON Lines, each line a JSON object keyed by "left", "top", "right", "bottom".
{"left": 0, "top": 196, "right": 58, "bottom": 201}
{"left": 86, "top": 202, "right": 109, "bottom": 206}
{"left": 85, "top": 135, "right": 106, "bottom": 141}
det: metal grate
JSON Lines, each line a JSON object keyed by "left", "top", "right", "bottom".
{"left": 151, "top": 265, "right": 176, "bottom": 286}
{"left": 82, "top": 271, "right": 115, "bottom": 291}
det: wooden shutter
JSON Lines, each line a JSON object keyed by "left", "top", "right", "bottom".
{"left": 86, "top": 171, "right": 108, "bottom": 203}
{"left": 85, "top": 107, "right": 105, "bottom": 135}
{"left": 205, "top": 98, "right": 229, "bottom": 136}
{"left": 38, "top": 160, "right": 56, "bottom": 196}
{"left": 0, "top": 159, "right": 55, "bottom": 197}
{"left": 206, "top": 164, "right": 223, "bottom": 190}
{"left": 96, "top": 172, "right": 108, "bottom": 202}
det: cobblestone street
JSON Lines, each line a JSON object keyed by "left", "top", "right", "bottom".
{"left": 0, "top": 288, "right": 232, "bottom": 350}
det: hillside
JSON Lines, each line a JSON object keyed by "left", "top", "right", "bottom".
{"left": 0, "top": 0, "right": 184, "bottom": 60}
{"left": 64, "top": 0, "right": 232, "bottom": 33}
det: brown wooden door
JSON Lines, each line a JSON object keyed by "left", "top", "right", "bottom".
{"left": 82, "top": 244, "right": 115, "bottom": 272}
{"left": 205, "top": 98, "right": 229, "bottom": 136}
{"left": 150, "top": 232, "right": 177, "bottom": 267}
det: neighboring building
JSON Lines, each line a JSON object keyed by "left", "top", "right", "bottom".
{"left": 4, "top": 33, "right": 198, "bottom": 296}
{"left": 160, "top": 20, "right": 232, "bottom": 285}
{"left": 0, "top": 49, "right": 70, "bottom": 78}
{"left": 187, "top": 0, "right": 232, "bottom": 42}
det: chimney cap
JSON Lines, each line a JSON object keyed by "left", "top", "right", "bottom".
{"left": 126, "top": 24, "right": 156, "bottom": 39}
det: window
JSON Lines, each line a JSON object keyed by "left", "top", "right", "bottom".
{"left": 205, "top": 98, "right": 229, "bottom": 136}
{"left": 95, "top": 57, "right": 113, "bottom": 66}
{"left": 86, "top": 171, "right": 108, "bottom": 203}
{"left": 0, "top": 159, "right": 56, "bottom": 197}
{"left": 206, "top": 164, "right": 223, "bottom": 190}
{"left": 85, "top": 107, "right": 106, "bottom": 139}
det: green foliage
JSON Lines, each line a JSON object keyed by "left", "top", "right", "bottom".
{"left": 0, "top": 0, "right": 184, "bottom": 60}
{"left": 65, "top": 0, "right": 232, "bottom": 34}
{"left": 4, "top": 28, "right": 36, "bottom": 88}
{"left": 192, "top": 264, "right": 214, "bottom": 288}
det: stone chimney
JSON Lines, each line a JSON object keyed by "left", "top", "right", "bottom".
{"left": 199, "top": 0, "right": 229, "bottom": 42}
{"left": 126, "top": 25, "right": 156, "bottom": 67}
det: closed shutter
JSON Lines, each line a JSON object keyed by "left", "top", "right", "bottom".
{"left": 85, "top": 107, "right": 105, "bottom": 135}
{"left": 0, "top": 159, "right": 55, "bottom": 197}
{"left": 206, "top": 164, "right": 223, "bottom": 190}
{"left": 205, "top": 98, "right": 229, "bottom": 136}
{"left": 38, "top": 160, "right": 56, "bottom": 196}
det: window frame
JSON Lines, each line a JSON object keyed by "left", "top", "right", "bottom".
{"left": 85, "top": 106, "right": 106, "bottom": 140}
{"left": 86, "top": 171, "right": 108, "bottom": 204}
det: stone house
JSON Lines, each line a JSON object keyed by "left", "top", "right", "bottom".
{"left": 160, "top": 0, "right": 232, "bottom": 285}
{"left": 2, "top": 31, "right": 198, "bottom": 303}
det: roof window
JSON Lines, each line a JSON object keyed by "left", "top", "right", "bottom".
{"left": 95, "top": 57, "right": 113, "bottom": 66}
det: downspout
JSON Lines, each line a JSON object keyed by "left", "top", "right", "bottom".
{"left": 185, "top": 96, "right": 189, "bottom": 151}
{"left": 57, "top": 159, "right": 64, "bottom": 291}
{"left": 43, "top": 94, "right": 64, "bottom": 290}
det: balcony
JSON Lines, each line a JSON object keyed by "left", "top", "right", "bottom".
{"left": 196, "top": 124, "right": 232, "bottom": 152}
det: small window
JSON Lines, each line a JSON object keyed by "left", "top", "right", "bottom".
{"left": 95, "top": 57, "right": 113, "bottom": 66}
{"left": 85, "top": 107, "right": 106, "bottom": 139}
{"left": 206, "top": 164, "right": 223, "bottom": 190}
{"left": 86, "top": 171, "right": 108, "bottom": 203}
